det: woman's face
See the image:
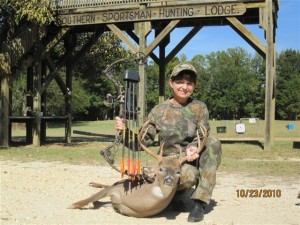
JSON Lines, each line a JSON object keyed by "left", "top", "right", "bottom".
{"left": 169, "top": 73, "right": 196, "bottom": 103}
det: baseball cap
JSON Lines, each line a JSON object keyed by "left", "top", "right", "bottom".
{"left": 170, "top": 62, "right": 197, "bottom": 78}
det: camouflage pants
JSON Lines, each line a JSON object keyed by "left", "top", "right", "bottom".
{"left": 177, "top": 136, "right": 222, "bottom": 204}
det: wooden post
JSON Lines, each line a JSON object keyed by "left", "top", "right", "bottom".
{"left": 137, "top": 5, "right": 147, "bottom": 126}
{"left": 26, "top": 66, "right": 34, "bottom": 144}
{"left": 0, "top": 75, "right": 9, "bottom": 147}
{"left": 138, "top": 21, "right": 147, "bottom": 126}
{"left": 41, "top": 62, "right": 47, "bottom": 143}
{"left": 157, "top": 30, "right": 169, "bottom": 104}
{"left": 33, "top": 62, "right": 42, "bottom": 146}
{"left": 65, "top": 35, "right": 75, "bottom": 144}
{"left": 158, "top": 57, "right": 166, "bottom": 104}
{"left": 271, "top": 43, "right": 276, "bottom": 146}
{"left": 65, "top": 59, "right": 73, "bottom": 144}
{"left": 264, "top": 0, "right": 275, "bottom": 150}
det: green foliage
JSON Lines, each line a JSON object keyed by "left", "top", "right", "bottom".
{"left": 276, "top": 49, "right": 300, "bottom": 120}
{"left": 146, "top": 61, "right": 160, "bottom": 110}
{"left": 146, "top": 48, "right": 298, "bottom": 120}
{"left": 45, "top": 74, "right": 91, "bottom": 117}
{"left": 144, "top": 57, "right": 183, "bottom": 113}
{"left": 11, "top": 73, "right": 27, "bottom": 116}
{"left": 0, "top": 0, "right": 54, "bottom": 25}
{"left": 190, "top": 47, "right": 265, "bottom": 120}
{"left": 72, "top": 32, "right": 131, "bottom": 120}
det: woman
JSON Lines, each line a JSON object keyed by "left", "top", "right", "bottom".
{"left": 115, "top": 62, "right": 222, "bottom": 222}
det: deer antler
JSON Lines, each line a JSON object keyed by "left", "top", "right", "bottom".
{"left": 180, "top": 124, "right": 208, "bottom": 164}
{"left": 197, "top": 123, "right": 207, "bottom": 154}
{"left": 139, "top": 120, "right": 163, "bottom": 162}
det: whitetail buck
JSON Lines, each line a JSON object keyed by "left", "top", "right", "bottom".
{"left": 69, "top": 120, "right": 207, "bottom": 218}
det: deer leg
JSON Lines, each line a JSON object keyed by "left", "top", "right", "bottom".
{"left": 89, "top": 182, "right": 110, "bottom": 188}
{"left": 69, "top": 188, "right": 110, "bottom": 209}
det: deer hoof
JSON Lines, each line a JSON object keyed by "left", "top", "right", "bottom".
{"left": 68, "top": 203, "right": 82, "bottom": 209}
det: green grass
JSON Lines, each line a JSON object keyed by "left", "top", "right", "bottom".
{"left": 2, "top": 120, "right": 300, "bottom": 178}
{"left": 220, "top": 141, "right": 300, "bottom": 177}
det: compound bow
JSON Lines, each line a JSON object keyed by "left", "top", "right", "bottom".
{"left": 100, "top": 52, "right": 146, "bottom": 179}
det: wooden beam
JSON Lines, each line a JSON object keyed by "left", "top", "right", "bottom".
{"left": 41, "top": 31, "right": 101, "bottom": 94}
{"left": 14, "top": 27, "right": 72, "bottom": 79}
{"left": 44, "top": 54, "right": 69, "bottom": 95}
{"left": 158, "top": 41, "right": 167, "bottom": 104}
{"left": 41, "top": 48, "right": 73, "bottom": 93}
{"left": 137, "top": 21, "right": 147, "bottom": 126}
{"left": 65, "top": 35, "right": 76, "bottom": 144}
{"left": 57, "top": 2, "right": 247, "bottom": 26}
{"left": 259, "top": 6, "right": 266, "bottom": 31}
{"left": 73, "top": 30, "right": 104, "bottom": 64}
{"left": 32, "top": 62, "right": 42, "bottom": 146}
{"left": 0, "top": 76, "right": 9, "bottom": 147}
{"left": 107, "top": 24, "right": 139, "bottom": 54}
{"left": 166, "top": 25, "right": 202, "bottom": 63}
{"left": 45, "top": 27, "right": 72, "bottom": 52}
{"left": 245, "top": 2, "right": 265, "bottom": 8}
{"left": 264, "top": 0, "right": 276, "bottom": 150}
{"left": 26, "top": 66, "right": 34, "bottom": 144}
{"left": 226, "top": 17, "right": 266, "bottom": 57}
{"left": 126, "top": 29, "right": 159, "bottom": 63}
{"left": 145, "top": 20, "right": 180, "bottom": 56}
{"left": 41, "top": 62, "right": 47, "bottom": 143}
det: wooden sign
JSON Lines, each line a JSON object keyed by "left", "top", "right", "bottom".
{"left": 57, "top": 3, "right": 246, "bottom": 26}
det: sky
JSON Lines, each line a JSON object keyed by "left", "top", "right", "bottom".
{"left": 150, "top": 0, "right": 300, "bottom": 59}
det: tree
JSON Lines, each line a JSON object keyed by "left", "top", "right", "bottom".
{"left": 192, "top": 47, "right": 264, "bottom": 120}
{"left": 0, "top": 0, "right": 54, "bottom": 25}
{"left": 72, "top": 32, "right": 132, "bottom": 120}
{"left": 11, "top": 73, "right": 27, "bottom": 116}
{"left": 146, "top": 60, "right": 160, "bottom": 110}
{"left": 276, "top": 49, "right": 300, "bottom": 120}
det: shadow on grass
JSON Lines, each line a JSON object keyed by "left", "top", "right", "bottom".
{"left": 221, "top": 140, "right": 264, "bottom": 149}
{"left": 9, "top": 136, "right": 115, "bottom": 147}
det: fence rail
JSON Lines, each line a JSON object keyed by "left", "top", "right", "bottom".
{"left": 50, "top": 0, "right": 265, "bottom": 11}
{"left": 50, "top": 0, "right": 172, "bottom": 9}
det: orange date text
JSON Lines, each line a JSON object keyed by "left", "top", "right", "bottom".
{"left": 236, "top": 189, "right": 281, "bottom": 198}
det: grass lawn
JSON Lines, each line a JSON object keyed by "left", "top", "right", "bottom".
{"left": 1, "top": 120, "right": 299, "bottom": 178}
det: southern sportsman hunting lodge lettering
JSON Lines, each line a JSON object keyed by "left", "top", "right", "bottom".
{"left": 58, "top": 3, "right": 245, "bottom": 26}
{"left": 102, "top": 7, "right": 194, "bottom": 22}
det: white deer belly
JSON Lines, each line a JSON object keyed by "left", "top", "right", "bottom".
{"left": 152, "top": 186, "right": 164, "bottom": 198}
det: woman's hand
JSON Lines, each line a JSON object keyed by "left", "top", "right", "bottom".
{"left": 115, "top": 116, "right": 125, "bottom": 132}
{"left": 186, "top": 146, "right": 199, "bottom": 162}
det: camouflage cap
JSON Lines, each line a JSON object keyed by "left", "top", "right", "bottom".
{"left": 170, "top": 62, "right": 197, "bottom": 78}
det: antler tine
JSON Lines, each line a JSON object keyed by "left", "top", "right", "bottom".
{"left": 197, "top": 124, "right": 207, "bottom": 154}
{"left": 179, "top": 124, "right": 208, "bottom": 165}
{"left": 139, "top": 120, "right": 162, "bottom": 162}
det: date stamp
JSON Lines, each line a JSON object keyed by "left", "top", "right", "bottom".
{"left": 236, "top": 189, "right": 281, "bottom": 198}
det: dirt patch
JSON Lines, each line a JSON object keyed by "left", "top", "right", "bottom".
{"left": 0, "top": 160, "right": 299, "bottom": 225}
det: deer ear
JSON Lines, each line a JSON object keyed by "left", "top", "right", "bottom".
{"left": 143, "top": 167, "right": 156, "bottom": 179}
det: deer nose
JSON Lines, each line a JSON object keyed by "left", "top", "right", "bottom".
{"left": 164, "top": 176, "right": 174, "bottom": 186}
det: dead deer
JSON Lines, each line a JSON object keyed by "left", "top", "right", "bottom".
{"left": 69, "top": 120, "right": 207, "bottom": 218}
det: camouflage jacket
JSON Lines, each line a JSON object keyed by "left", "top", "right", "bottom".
{"left": 143, "top": 97, "right": 210, "bottom": 156}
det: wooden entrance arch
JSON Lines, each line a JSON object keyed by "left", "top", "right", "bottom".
{"left": 0, "top": 0, "right": 278, "bottom": 150}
